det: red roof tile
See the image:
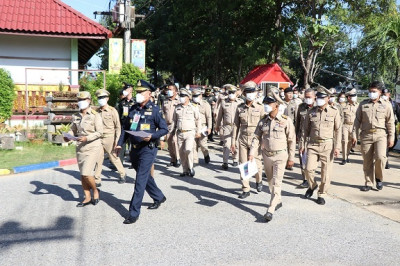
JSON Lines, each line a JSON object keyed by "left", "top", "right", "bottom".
{"left": 0, "top": 0, "right": 112, "bottom": 39}
{"left": 241, "top": 63, "right": 293, "bottom": 85}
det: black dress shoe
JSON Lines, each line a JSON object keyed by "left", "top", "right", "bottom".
{"left": 256, "top": 182, "right": 263, "bottom": 192}
{"left": 76, "top": 201, "right": 92, "bottom": 207}
{"left": 275, "top": 202, "right": 283, "bottom": 211}
{"left": 376, "top": 179, "right": 383, "bottom": 190}
{"left": 204, "top": 155, "right": 210, "bottom": 164}
{"left": 316, "top": 197, "right": 325, "bottom": 205}
{"left": 219, "top": 141, "right": 224, "bottom": 145}
{"left": 340, "top": 160, "right": 346, "bottom": 165}
{"left": 346, "top": 158, "right": 350, "bottom": 163}
{"left": 299, "top": 180, "right": 308, "bottom": 188}
{"left": 148, "top": 196, "right": 167, "bottom": 209}
{"left": 264, "top": 212, "right": 273, "bottom": 222}
{"left": 189, "top": 168, "right": 195, "bottom": 177}
{"left": 285, "top": 166, "right": 293, "bottom": 171}
{"left": 222, "top": 163, "right": 228, "bottom": 170}
{"left": 123, "top": 216, "right": 139, "bottom": 224}
{"left": 232, "top": 162, "right": 238, "bottom": 167}
{"left": 385, "top": 162, "right": 390, "bottom": 169}
{"left": 305, "top": 186, "right": 317, "bottom": 199}
{"left": 350, "top": 148, "right": 355, "bottom": 153}
{"left": 92, "top": 198, "right": 100, "bottom": 205}
{"left": 180, "top": 172, "right": 188, "bottom": 177}
{"left": 96, "top": 183, "right": 101, "bottom": 188}
{"left": 238, "top": 191, "right": 250, "bottom": 199}
{"left": 118, "top": 174, "right": 126, "bottom": 184}
{"left": 175, "top": 159, "right": 181, "bottom": 167}
{"left": 360, "top": 186, "right": 372, "bottom": 192}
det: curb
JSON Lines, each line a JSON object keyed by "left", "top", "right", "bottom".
{"left": 0, "top": 158, "right": 78, "bottom": 176}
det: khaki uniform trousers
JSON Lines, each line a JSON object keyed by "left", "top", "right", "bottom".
{"left": 239, "top": 135, "right": 262, "bottom": 192}
{"left": 177, "top": 130, "right": 196, "bottom": 172}
{"left": 341, "top": 124, "right": 354, "bottom": 160}
{"left": 360, "top": 131, "right": 387, "bottom": 186}
{"left": 222, "top": 125, "right": 238, "bottom": 163}
{"left": 167, "top": 124, "right": 180, "bottom": 163}
{"left": 263, "top": 151, "right": 288, "bottom": 214}
{"left": 298, "top": 147, "right": 307, "bottom": 179}
{"left": 95, "top": 135, "right": 126, "bottom": 183}
{"left": 193, "top": 134, "right": 209, "bottom": 163}
{"left": 305, "top": 141, "right": 334, "bottom": 198}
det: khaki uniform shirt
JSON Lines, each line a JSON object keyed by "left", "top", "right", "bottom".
{"left": 69, "top": 108, "right": 103, "bottom": 148}
{"left": 342, "top": 102, "right": 359, "bottom": 125}
{"left": 162, "top": 97, "right": 180, "bottom": 125}
{"left": 232, "top": 101, "right": 265, "bottom": 140}
{"left": 284, "top": 99, "right": 300, "bottom": 124}
{"left": 299, "top": 105, "right": 342, "bottom": 150}
{"left": 250, "top": 114, "right": 296, "bottom": 161}
{"left": 353, "top": 99, "right": 395, "bottom": 140}
{"left": 171, "top": 103, "right": 201, "bottom": 134}
{"left": 98, "top": 105, "right": 121, "bottom": 143}
{"left": 194, "top": 100, "right": 212, "bottom": 129}
{"left": 216, "top": 98, "right": 242, "bottom": 128}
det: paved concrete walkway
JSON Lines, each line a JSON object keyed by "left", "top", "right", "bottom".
{"left": 1, "top": 143, "right": 400, "bottom": 265}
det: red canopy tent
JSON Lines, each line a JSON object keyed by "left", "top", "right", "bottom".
{"left": 240, "top": 63, "right": 293, "bottom": 94}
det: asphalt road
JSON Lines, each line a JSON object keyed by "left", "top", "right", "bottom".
{"left": 1, "top": 144, "right": 400, "bottom": 265}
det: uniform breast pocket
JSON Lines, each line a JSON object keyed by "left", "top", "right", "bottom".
{"left": 185, "top": 111, "right": 194, "bottom": 118}
{"left": 324, "top": 116, "right": 334, "bottom": 126}
{"left": 250, "top": 111, "right": 261, "bottom": 123}
{"left": 376, "top": 112, "right": 385, "bottom": 120}
{"left": 272, "top": 127, "right": 284, "bottom": 139}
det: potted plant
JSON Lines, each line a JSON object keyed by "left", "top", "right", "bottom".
{"left": 28, "top": 125, "right": 45, "bottom": 144}
{"left": 52, "top": 123, "right": 71, "bottom": 144}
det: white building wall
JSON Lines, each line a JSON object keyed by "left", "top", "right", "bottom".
{"left": 0, "top": 34, "right": 71, "bottom": 85}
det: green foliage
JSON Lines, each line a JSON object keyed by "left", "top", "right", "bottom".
{"left": 0, "top": 68, "right": 16, "bottom": 123}
{"left": 120, "top": 64, "right": 147, "bottom": 88}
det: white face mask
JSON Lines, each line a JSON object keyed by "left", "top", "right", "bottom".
{"left": 78, "top": 100, "right": 90, "bottom": 110}
{"left": 246, "top": 92, "right": 256, "bottom": 102}
{"left": 278, "top": 104, "right": 286, "bottom": 115}
{"left": 98, "top": 98, "right": 108, "bottom": 107}
{"left": 193, "top": 97, "right": 200, "bottom": 103}
{"left": 280, "top": 92, "right": 284, "bottom": 97}
{"left": 264, "top": 104, "right": 273, "bottom": 114}
{"left": 167, "top": 90, "right": 174, "bottom": 97}
{"left": 369, "top": 92, "right": 379, "bottom": 100}
{"left": 122, "top": 90, "right": 129, "bottom": 97}
{"left": 339, "top": 97, "right": 346, "bottom": 103}
{"left": 228, "top": 93, "right": 236, "bottom": 100}
{"left": 136, "top": 93, "right": 145, "bottom": 103}
{"left": 329, "top": 97, "right": 336, "bottom": 103}
{"left": 293, "top": 94, "right": 298, "bottom": 99}
{"left": 351, "top": 96, "right": 357, "bottom": 102}
{"left": 381, "top": 95, "right": 388, "bottom": 101}
{"left": 316, "top": 98, "right": 326, "bottom": 107}
{"left": 179, "top": 96, "right": 187, "bottom": 104}
{"left": 304, "top": 98, "right": 313, "bottom": 105}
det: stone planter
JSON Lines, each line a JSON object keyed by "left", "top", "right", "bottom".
{"left": 0, "top": 136, "right": 15, "bottom": 150}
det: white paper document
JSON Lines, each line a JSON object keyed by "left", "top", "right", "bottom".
{"left": 301, "top": 150, "right": 307, "bottom": 169}
{"left": 201, "top": 126, "right": 208, "bottom": 136}
{"left": 62, "top": 132, "right": 78, "bottom": 141}
{"left": 238, "top": 160, "right": 258, "bottom": 180}
{"left": 125, "top": 130, "right": 152, "bottom": 138}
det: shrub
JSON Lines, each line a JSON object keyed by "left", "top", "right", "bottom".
{"left": 0, "top": 68, "right": 16, "bottom": 123}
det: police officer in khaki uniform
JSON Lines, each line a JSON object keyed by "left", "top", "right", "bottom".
{"left": 352, "top": 81, "right": 395, "bottom": 191}
{"left": 170, "top": 88, "right": 201, "bottom": 177}
{"left": 231, "top": 81, "right": 265, "bottom": 199}
{"left": 65, "top": 91, "right": 103, "bottom": 207}
{"left": 340, "top": 88, "right": 358, "bottom": 165}
{"left": 250, "top": 87, "right": 296, "bottom": 222}
{"left": 299, "top": 86, "right": 341, "bottom": 205}
{"left": 162, "top": 84, "right": 181, "bottom": 167}
{"left": 295, "top": 88, "right": 316, "bottom": 188}
{"left": 216, "top": 85, "right": 241, "bottom": 170}
{"left": 94, "top": 89, "right": 126, "bottom": 185}
{"left": 192, "top": 88, "right": 212, "bottom": 164}
{"left": 283, "top": 86, "right": 300, "bottom": 124}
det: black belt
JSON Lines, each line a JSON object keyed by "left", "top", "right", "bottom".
{"left": 132, "top": 141, "right": 156, "bottom": 149}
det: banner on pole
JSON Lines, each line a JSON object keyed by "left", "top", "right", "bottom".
{"left": 131, "top": 39, "right": 146, "bottom": 73}
{"left": 109, "top": 38, "right": 123, "bottom": 74}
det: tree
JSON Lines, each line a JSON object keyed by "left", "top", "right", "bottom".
{"left": 0, "top": 68, "right": 16, "bottom": 123}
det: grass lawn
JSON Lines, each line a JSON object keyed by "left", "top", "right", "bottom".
{"left": 0, "top": 141, "right": 76, "bottom": 170}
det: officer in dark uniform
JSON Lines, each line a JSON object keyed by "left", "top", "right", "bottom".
{"left": 116, "top": 80, "right": 168, "bottom": 225}
{"left": 203, "top": 87, "right": 217, "bottom": 142}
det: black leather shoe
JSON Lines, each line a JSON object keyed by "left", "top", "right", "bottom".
{"left": 222, "top": 163, "right": 228, "bottom": 170}
{"left": 118, "top": 174, "right": 126, "bottom": 184}
{"left": 360, "top": 186, "right": 372, "bottom": 192}
{"left": 148, "top": 196, "right": 166, "bottom": 209}
{"left": 175, "top": 159, "right": 181, "bottom": 167}
{"left": 299, "top": 180, "right": 308, "bottom": 188}
{"left": 376, "top": 179, "right": 383, "bottom": 190}
{"left": 96, "top": 183, "right": 101, "bottom": 188}
{"left": 346, "top": 158, "right": 350, "bottom": 163}
{"left": 232, "top": 162, "right": 238, "bottom": 167}
{"left": 340, "top": 160, "right": 346, "bottom": 165}
{"left": 238, "top": 192, "right": 250, "bottom": 199}
{"left": 76, "top": 201, "right": 92, "bottom": 207}
{"left": 168, "top": 162, "right": 174, "bottom": 167}
{"left": 350, "top": 148, "right": 354, "bottom": 153}
{"left": 305, "top": 186, "right": 317, "bottom": 199}
{"left": 180, "top": 172, "right": 188, "bottom": 177}
{"left": 189, "top": 168, "right": 195, "bottom": 177}
{"left": 264, "top": 212, "right": 273, "bottom": 222}
{"left": 316, "top": 197, "right": 325, "bottom": 205}
{"left": 275, "top": 203, "right": 283, "bottom": 211}
{"left": 285, "top": 166, "right": 293, "bottom": 171}
{"left": 256, "top": 182, "right": 263, "bottom": 192}
{"left": 92, "top": 198, "right": 100, "bottom": 205}
{"left": 204, "top": 155, "right": 210, "bottom": 164}
{"left": 123, "top": 216, "right": 139, "bottom": 224}
{"left": 385, "top": 162, "right": 390, "bottom": 169}
{"left": 109, "top": 165, "right": 117, "bottom": 171}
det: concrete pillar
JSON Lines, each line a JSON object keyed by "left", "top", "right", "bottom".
{"left": 70, "top": 39, "right": 78, "bottom": 86}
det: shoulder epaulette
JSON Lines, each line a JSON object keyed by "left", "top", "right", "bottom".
{"left": 281, "top": 114, "right": 288, "bottom": 119}
{"left": 91, "top": 109, "right": 98, "bottom": 115}
{"left": 329, "top": 105, "right": 338, "bottom": 110}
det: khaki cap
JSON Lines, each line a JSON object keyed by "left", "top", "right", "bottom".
{"left": 264, "top": 86, "right": 284, "bottom": 104}
{"left": 345, "top": 88, "right": 357, "bottom": 96}
{"left": 95, "top": 89, "right": 110, "bottom": 97}
{"left": 179, "top": 88, "right": 192, "bottom": 99}
{"left": 77, "top": 91, "right": 91, "bottom": 99}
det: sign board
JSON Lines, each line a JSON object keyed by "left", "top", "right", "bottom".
{"left": 109, "top": 38, "right": 123, "bottom": 74}
{"left": 131, "top": 39, "right": 146, "bottom": 73}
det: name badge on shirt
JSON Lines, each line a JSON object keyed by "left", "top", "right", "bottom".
{"left": 140, "top": 123, "right": 151, "bottom": 130}
{"left": 123, "top": 106, "right": 129, "bottom": 117}
{"left": 130, "top": 113, "right": 141, "bottom": 131}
